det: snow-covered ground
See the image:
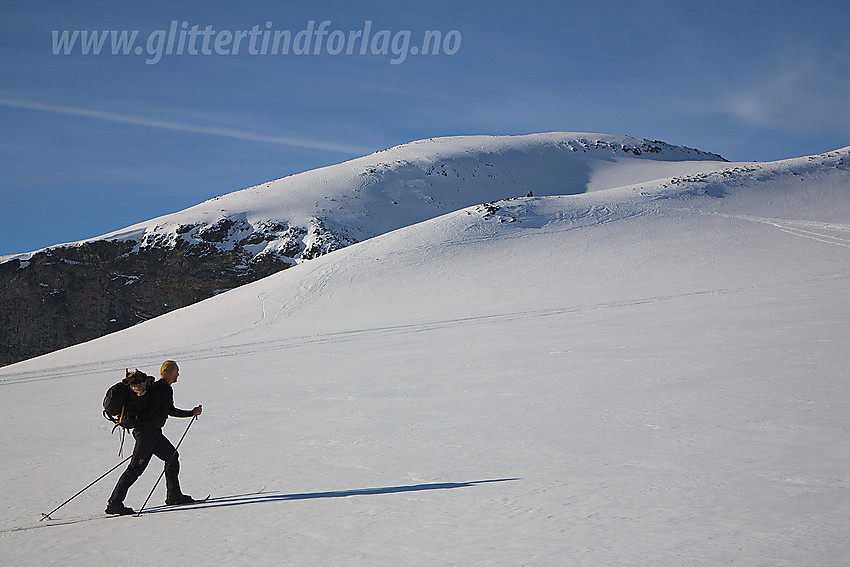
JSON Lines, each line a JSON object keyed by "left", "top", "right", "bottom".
{"left": 1, "top": 139, "right": 849, "bottom": 565}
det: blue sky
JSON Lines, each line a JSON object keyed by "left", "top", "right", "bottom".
{"left": 1, "top": 0, "right": 848, "bottom": 256}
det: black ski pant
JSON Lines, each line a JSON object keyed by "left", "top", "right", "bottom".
{"left": 109, "top": 425, "right": 182, "bottom": 505}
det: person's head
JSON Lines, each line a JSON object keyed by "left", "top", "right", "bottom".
{"left": 161, "top": 360, "right": 179, "bottom": 384}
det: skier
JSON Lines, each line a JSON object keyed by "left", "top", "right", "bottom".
{"left": 106, "top": 360, "right": 202, "bottom": 515}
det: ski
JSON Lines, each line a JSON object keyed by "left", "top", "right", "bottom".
{"left": 136, "top": 487, "right": 266, "bottom": 514}
{"left": 135, "top": 494, "right": 212, "bottom": 516}
{"left": 35, "top": 511, "right": 132, "bottom": 528}
{"left": 34, "top": 488, "right": 266, "bottom": 527}
{"left": 170, "top": 494, "right": 211, "bottom": 506}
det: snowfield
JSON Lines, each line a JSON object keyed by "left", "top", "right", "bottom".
{"left": 1, "top": 136, "right": 849, "bottom": 566}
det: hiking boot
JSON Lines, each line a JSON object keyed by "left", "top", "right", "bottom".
{"left": 165, "top": 494, "right": 195, "bottom": 505}
{"left": 105, "top": 502, "right": 135, "bottom": 515}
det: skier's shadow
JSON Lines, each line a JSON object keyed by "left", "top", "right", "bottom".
{"left": 140, "top": 478, "right": 519, "bottom": 515}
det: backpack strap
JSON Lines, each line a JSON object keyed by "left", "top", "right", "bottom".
{"left": 107, "top": 405, "right": 127, "bottom": 457}
{"left": 116, "top": 426, "right": 126, "bottom": 458}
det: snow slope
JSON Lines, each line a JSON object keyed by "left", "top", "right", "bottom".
{"left": 1, "top": 144, "right": 849, "bottom": 566}
{"left": 1, "top": 132, "right": 727, "bottom": 265}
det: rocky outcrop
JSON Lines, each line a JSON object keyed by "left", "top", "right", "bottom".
{"left": 0, "top": 216, "right": 353, "bottom": 366}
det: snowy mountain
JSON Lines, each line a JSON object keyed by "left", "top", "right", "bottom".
{"left": 0, "top": 133, "right": 729, "bottom": 366}
{"left": 2, "top": 132, "right": 727, "bottom": 265}
{"left": 1, "top": 140, "right": 848, "bottom": 565}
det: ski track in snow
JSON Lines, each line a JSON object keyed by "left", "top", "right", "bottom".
{"left": 3, "top": 185, "right": 847, "bottom": 389}
{"left": 753, "top": 219, "right": 850, "bottom": 248}
{"left": 1, "top": 270, "right": 846, "bottom": 388}
{"left": 684, "top": 209, "right": 850, "bottom": 248}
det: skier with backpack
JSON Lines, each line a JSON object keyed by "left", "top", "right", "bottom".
{"left": 105, "top": 360, "right": 202, "bottom": 515}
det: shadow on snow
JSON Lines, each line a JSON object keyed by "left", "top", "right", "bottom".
{"left": 139, "top": 478, "right": 520, "bottom": 515}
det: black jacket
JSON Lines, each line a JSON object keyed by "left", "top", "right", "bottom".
{"left": 124, "top": 379, "right": 193, "bottom": 429}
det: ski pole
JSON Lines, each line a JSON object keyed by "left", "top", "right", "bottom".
{"left": 136, "top": 413, "right": 198, "bottom": 516}
{"left": 40, "top": 455, "right": 132, "bottom": 521}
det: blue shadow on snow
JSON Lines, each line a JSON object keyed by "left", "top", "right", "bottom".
{"left": 139, "top": 478, "right": 520, "bottom": 515}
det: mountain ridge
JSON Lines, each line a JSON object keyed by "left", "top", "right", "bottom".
{"left": 3, "top": 133, "right": 843, "bottom": 368}
{"left": 2, "top": 132, "right": 726, "bottom": 264}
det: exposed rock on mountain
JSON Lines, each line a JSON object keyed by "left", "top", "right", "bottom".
{"left": 0, "top": 133, "right": 729, "bottom": 366}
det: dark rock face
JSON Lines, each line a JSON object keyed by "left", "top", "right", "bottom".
{"left": 0, "top": 240, "right": 291, "bottom": 366}
{"left": 0, "top": 215, "right": 354, "bottom": 366}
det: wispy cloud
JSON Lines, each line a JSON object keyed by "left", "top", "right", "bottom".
{"left": 689, "top": 51, "right": 850, "bottom": 135}
{"left": 0, "top": 97, "right": 371, "bottom": 155}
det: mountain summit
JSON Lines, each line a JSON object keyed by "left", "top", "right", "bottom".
{"left": 1, "top": 132, "right": 730, "bottom": 365}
